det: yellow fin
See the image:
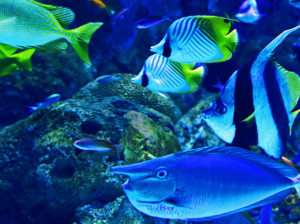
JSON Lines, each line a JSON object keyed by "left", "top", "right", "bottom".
{"left": 12, "top": 49, "right": 35, "bottom": 72}
{"left": 290, "top": 109, "right": 300, "bottom": 135}
{"left": 0, "top": 64, "right": 18, "bottom": 77}
{"left": 0, "top": 44, "right": 17, "bottom": 58}
{"left": 226, "top": 29, "right": 239, "bottom": 53}
{"left": 180, "top": 64, "right": 205, "bottom": 94}
{"left": 241, "top": 110, "right": 257, "bottom": 129}
{"left": 26, "top": 0, "right": 75, "bottom": 28}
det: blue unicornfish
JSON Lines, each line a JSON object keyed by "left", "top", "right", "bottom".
{"left": 150, "top": 16, "right": 239, "bottom": 63}
{"left": 136, "top": 15, "right": 173, "bottom": 29}
{"left": 0, "top": 0, "right": 103, "bottom": 65}
{"left": 73, "top": 138, "right": 121, "bottom": 157}
{"left": 201, "top": 25, "right": 300, "bottom": 159}
{"left": 131, "top": 54, "right": 205, "bottom": 94}
{"left": 110, "top": 146, "right": 300, "bottom": 222}
{"left": 26, "top": 94, "right": 61, "bottom": 112}
{"left": 96, "top": 75, "right": 123, "bottom": 84}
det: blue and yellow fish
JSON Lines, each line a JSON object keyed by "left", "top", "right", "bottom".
{"left": 151, "top": 16, "right": 239, "bottom": 63}
{"left": 0, "top": 0, "right": 103, "bottom": 65}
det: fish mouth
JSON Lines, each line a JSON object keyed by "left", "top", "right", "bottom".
{"left": 123, "top": 180, "right": 133, "bottom": 191}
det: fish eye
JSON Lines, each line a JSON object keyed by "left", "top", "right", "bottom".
{"left": 215, "top": 104, "right": 227, "bottom": 115}
{"left": 156, "top": 168, "right": 168, "bottom": 179}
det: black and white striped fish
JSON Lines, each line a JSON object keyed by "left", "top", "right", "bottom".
{"left": 131, "top": 54, "right": 205, "bottom": 94}
{"left": 201, "top": 25, "right": 300, "bottom": 159}
{"left": 150, "top": 15, "right": 239, "bottom": 63}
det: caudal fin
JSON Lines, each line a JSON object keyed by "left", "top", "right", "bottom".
{"left": 70, "top": 22, "right": 103, "bottom": 65}
{"left": 226, "top": 29, "right": 239, "bottom": 53}
{"left": 26, "top": 106, "right": 38, "bottom": 112}
{"left": 13, "top": 49, "right": 35, "bottom": 72}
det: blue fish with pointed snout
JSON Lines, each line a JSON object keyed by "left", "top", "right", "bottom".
{"left": 110, "top": 146, "right": 300, "bottom": 222}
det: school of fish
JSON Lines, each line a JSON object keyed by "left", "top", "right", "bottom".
{"left": 2, "top": 0, "right": 300, "bottom": 223}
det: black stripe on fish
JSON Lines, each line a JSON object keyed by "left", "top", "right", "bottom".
{"left": 142, "top": 72, "right": 149, "bottom": 87}
{"left": 178, "top": 18, "right": 189, "bottom": 42}
{"left": 193, "top": 31, "right": 213, "bottom": 54}
{"left": 232, "top": 121, "right": 258, "bottom": 146}
{"left": 180, "top": 18, "right": 194, "bottom": 45}
{"left": 263, "top": 60, "right": 289, "bottom": 155}
{"left": 233, "top": 57, "right": 256, "bottom": 125}
{"left": 163, "top": 32, "right": 172, "bottom": 58}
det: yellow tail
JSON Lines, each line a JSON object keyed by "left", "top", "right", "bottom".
{"left": 181, "top": 63, "right": 205, "bottom": 94}
{"left": 13, "top": 49, "right": 35, "bottom": 72}
{"left": 226, "top": 29, "right": 239, "bottom": 53}
{"left": 70, "top": 22, "right": 103, "bottom": 65}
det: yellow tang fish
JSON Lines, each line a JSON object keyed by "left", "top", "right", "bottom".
{"left": 0, "top": 0, "right": 103, "bottom": 65}
{"left": 0, "top": 44, "right": 35, "bottom": 77}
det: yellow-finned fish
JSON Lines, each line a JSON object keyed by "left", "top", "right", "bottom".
{"left": 0, "top": 0, "right": 103, "bottom": 65}
{"left": 151, "top": 16, "right": 239, "bottom": 63}
{"left": 131, "top": 54, "right": 205, "bottom": 94}
{"left": 0, "top": 44, "right": 35, "bottom": 77}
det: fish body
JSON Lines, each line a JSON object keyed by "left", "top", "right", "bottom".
{"left": 96, "top": 75, "right": 123, "bottom": 84}
{"left": 26, "top": 94, "right": 61, "bottom": 112}
{"left": 0, "top": 0, "right": 103, "bottom": 65}
{"left": 235, "top": 0, "right": 268, "bottom": 24}
{"left": 212, "top": 212, "right": 254, "bottom": 224}
{"left": 150, "top": 16, "right": 239, "bottom": 63}
{"left": 290, "top": 0, "right": 300, "bottom": 9}
{"left": 259, "top": 204, "right": 275, "bottom": 224}
{"left": 131, "top": 54, "right": 205, "bottom": 94}
{"left": 201, "top": 25, "right": 300, "bottom": 159}
{"left": 110, "top": 146, "right": 300, "bottom": 222}
{"left": 0, "top": 44, "right": 35, "bottom": 77}
{"left": 136, "top": 16, "right": 172, "bottom": 29}
{"left": 73, "top": 139, "right": 118, "bottom": 153}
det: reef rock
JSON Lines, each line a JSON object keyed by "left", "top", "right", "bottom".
{"left": 0, "top": 76, "right": 181, "bottom": 223}
{"left": 175, "top": 93, "right": 225, "bottom": 150}
{"left": 74, "top": 73, "right": 182, "bottom": 123}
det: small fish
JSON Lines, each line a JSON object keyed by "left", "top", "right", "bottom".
{"left": 131, "top": 54, "right": 205, "bottom": 94}
{"left": 235, "top": 0, "right": 267, "bottom": 24}
{"left": 236, "top": 0, "right": 281, "bottom": 24}
{"left": 96, "top": 75, "right": 123, "bottom": 84}
{"left": 114, "top": 3, "right": 132, "bottom": 20}
{"left": 281, "top": 157, "right": 297, "bottom": 169}
{"left": 292, "top": 43, "right": 300, "bottom": 63}
{"left": 110, "top": 146, "right": 300, "bottom": 222}
{"left": 136, "top": 15, "right": 173, "bottom": 29}
{"left": 213, "top": 212, "right": 254, "bottom": 224}
{"left": 87, "top": 0, "right": 129, "bottom": 17}
{"left": 201, "top": 25, "right": 300, "bottom": 159}
{"left": 151, "top": 15, "right": 239, "bottom": 63}
{"left": 290, "top": 0, "right": 300, "bottom": 9}
{"left": 0, "top": 44, "right": 35, "bottom": 77}
{"left": 26, "top": 94, "right": 61, "bottom": 112}
{"left": 0, "top": 0, "right": 103, "bottom": 65}
{"left": 259, "top": 204, "right": 276, "bottom": 224}
{"left": 73, "top": 139, "right": 118, "bottom": 154}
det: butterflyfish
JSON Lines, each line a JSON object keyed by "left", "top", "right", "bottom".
{"left": 150, "top": 15, "right": 239, "bottom": 63}
{"left": 131, "top": 54, "right": 205, "bottom": 94}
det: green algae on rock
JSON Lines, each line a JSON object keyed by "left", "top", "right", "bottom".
{"left": 73, "top": 73, "right": 182, "bottom": 123}
{"left": 121, "top": 111, "right": 181, "bottom": 164}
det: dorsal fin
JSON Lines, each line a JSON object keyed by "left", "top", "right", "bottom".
{"left": 26, "top": 0, "right": 75, "bottom": 28}
{"left": 174, "top": 146, "right": 298, "bottom": 178}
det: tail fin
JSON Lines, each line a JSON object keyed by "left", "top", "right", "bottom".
{"left": 261, "top": 25, "right": 300, "bottom": 55}
{"left": 290, "top": 109, "right": 300, "bottom": 135}
{"left": 70, "top": 22, "right": 103, "bottom": 65}
{"left": 182, "top": 63, "right": 205, "bottom": 85}
{"left": 26, "top": 106, "right": 38, "bottom": 112}
{"left": 226, "top": 29, "right": 239, "bottom": 53}
{"left": 13, "top": 49, "right": 35, "bottom": 72}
